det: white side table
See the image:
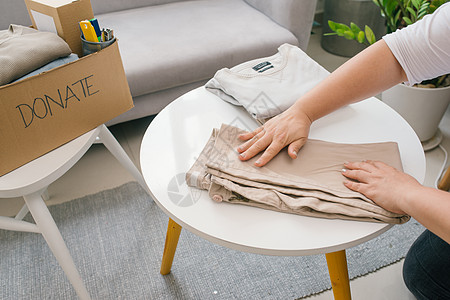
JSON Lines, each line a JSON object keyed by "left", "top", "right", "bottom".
{"left": 140, "top": 87, "right": 425, "bottom": 300}
{"left": 0, "top": 124, "right": 149, "bottom": 300}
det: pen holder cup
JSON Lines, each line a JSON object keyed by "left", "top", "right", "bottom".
{"left": 81, "top": 36, "right": 116, "bottom": 56}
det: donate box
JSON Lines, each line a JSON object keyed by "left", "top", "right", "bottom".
{"left": 0, "top": 41, "right": 133, "bottom": 176}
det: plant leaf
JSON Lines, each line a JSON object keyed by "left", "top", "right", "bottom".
{"left": 411, "top": 0, "right": 420, "bottom": 9}
{"left": 365, "top": 25, "right": 376, "bottom": 44}
{"left": 403, "top": 16, "right": 413, "bottom": 25}
{"left": 357, "top": 31, "right": 365, "bottom": 43}
{"left": 417, "top": 10, "right": 428, "bottom": 19}
{"left": 381, "top": 0, "right": 391, "bottom": 8}
{"left": 328, "top": 20, "right": 337, "bottom": 31}
{"left": 343, "top": 30, "right": 355, "bottom": 40}
{"left": 406, "top": 7, "right": 417, "bottom": 18}
{"left": 394, "top": 9, "right": 402, "bottom": 21}
{"left": 336, "top": 23, "right": 351, "bottom": 32}
{"left": 350, "top": 22, "right": 361, "bottom": 33}
{"left": 385, "top": 0, "right": 398, "bottom": 17}
{"left": 417, "top": 2, "right": 430, "bottom": 18}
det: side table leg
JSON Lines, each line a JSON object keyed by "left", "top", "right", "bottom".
{"left": 325, "top": 250, "right": 351, "bottom": 300}
{"left": 438, "top": 166, "right": 450, "bottom": 191}
{"left": 160, "top": 218, "right": 182, "bottom": 275}
{"left": 24, "top": 191, "right": 91, "bottom": 300}
{"left": 97, "top": 125, "right": 151, "bottom": 195}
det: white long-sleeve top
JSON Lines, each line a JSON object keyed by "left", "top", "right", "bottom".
{"left": 382, "top": 3, "right": 450, "bottom": 86}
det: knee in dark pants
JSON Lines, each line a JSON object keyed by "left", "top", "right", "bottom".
{"left": 403, "top": 245, "right": 424, "bottom": 299}
{"left": 403, "top": 230, "right": 450, "bottom": 300}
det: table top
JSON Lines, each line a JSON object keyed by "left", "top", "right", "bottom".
{"left": 0, "top": 127, "right": 100, "bottom": 198}
{"left": 140, "top": 87, "right": 425, "bottom": 256}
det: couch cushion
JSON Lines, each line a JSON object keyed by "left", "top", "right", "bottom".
{"left": 97, "top": 0, "right": 298, "bottom": 97}
{"left": 92, "top": 0, "right": 198, "bottom": 15}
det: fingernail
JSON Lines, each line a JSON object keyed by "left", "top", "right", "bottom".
{"left": 212, "top": 195, "right": 223, "bottom": 203}
{"left": 342, "top": 168, "right": 347, "bottom": 173}
{"left": 292, "top": 151, "right": 297, "bottom": 157}
{"left": 240, "top": 153, "right": 246, "bottom": 158}
{"left": 255, "top": 160, "right": 261, "bottom": 165}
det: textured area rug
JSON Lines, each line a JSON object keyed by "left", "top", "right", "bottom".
{"left": 0, "top": 182, "right": 425, "bottom": 299}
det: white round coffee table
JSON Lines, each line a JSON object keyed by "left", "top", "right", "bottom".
{"left": 140, "top": 87, "right": 425, "bottom": 299}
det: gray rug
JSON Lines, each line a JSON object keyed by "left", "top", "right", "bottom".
{"left": 0, "top": 181, "right": 425, "bottom": 300}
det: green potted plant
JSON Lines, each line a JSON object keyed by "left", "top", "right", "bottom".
{"left": 325, "top": 0, "right": 450, "bottom": 147}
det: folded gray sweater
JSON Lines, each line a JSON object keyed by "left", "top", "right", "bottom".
{"left": 0, "top": 24, "right": 72, "bottom": 85}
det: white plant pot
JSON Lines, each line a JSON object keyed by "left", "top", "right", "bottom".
{"left": 382, "top": 83, "right": 450, "bottom": 142}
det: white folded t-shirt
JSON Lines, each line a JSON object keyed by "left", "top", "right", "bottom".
{"left": 205, "top": 43, "right": 329, "bottom": 121}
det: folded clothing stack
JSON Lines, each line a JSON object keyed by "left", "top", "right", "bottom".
{"left": 205, "top": 43, "right": 330, "bottom": 123}
{"left": 187, "top": 124, "right": 410, "bottom": 224}
{"left": 0, "top": 24, "right": 73, "bottom": 85}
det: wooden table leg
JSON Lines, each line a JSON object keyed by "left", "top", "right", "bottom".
{"left": 325, "top": 250, "right": 352, "bottom": 300}
{"left": 438, "top": 166, "right": 450, "bottom": 191}
{"left": 160, "top": 218, "right": 182, "bottom": 275}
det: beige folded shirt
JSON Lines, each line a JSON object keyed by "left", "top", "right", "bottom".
{"left": 187, "top": 124, "right": 409, "bottom": 224}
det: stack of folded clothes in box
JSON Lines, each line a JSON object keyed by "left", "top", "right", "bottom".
{"left": 0, "top": 24, "right": 77, "bottom": 85}
{"left": 187, "top": 44, "right": 409, "bottom": 224}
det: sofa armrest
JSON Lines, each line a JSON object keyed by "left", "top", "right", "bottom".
{"left": 243, "top": 0, "right": 317, "bottom": 51}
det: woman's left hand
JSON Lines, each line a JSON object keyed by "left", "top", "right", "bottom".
{"left": 342, "top": 160, "right": 422, "bottom": 214}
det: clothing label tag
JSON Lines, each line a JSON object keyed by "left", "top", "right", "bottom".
{"left": 258, "top": 65, "right": 274, "bottom": 73}
{"left": 252, "top": 61, "right": 272, "bottom": 71}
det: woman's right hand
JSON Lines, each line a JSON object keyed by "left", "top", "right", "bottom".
{"left": 236, "top": 105, "right": 313, "bottom": 167}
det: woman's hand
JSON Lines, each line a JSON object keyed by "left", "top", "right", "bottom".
{"left": 342, "top": 160, "right": 423, "bottom": 214}
{"left": 236, "top": 105, "right": 312, "bottom": 167}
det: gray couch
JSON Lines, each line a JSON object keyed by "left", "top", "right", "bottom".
{"left": 1, "top": 0, "right": 317, "bottom": 125}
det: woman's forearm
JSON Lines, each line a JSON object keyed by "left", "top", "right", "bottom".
{"left": 292, "top": 39, "right": 407, "bottom": 122}
{"left": 237, "top": 40, "right": 408, "bottom": 166}
{"left": 401, "top": 186, "right": 450, "bottom": 244}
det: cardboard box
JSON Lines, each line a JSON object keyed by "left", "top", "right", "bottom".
{"left": 0, "top": 41, "right": 133, "bottom": 176}
{"left": 24, "top": 0, "right": 94, "bottom": 57}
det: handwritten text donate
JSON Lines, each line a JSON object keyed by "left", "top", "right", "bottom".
{"left": 16, "top": 75, "right": 99, "bottom": 128}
